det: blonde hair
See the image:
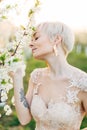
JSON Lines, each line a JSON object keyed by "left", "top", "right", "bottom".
{"left": 37, "top": 22, "right": 75, "bottom": 55}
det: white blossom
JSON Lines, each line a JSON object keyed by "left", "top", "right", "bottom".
{"left": 1, "top": 91, "right": 8, "bottom": 102}
{"left": 0, "top": 0, "right": 41, "bottom": 117}
{"left": 4, "top": 105, "right": 12, "bottom": 115}
{"left": 5, "top": 84, "right": 13, "bottom": 93}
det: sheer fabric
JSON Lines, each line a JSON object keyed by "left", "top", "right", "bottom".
{"left": 30, "top": 68, "right": 87, "bottom": 130}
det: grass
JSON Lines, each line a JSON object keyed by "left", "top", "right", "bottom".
{"left": 0, "top": 50, "right": 87, "bottom": 130}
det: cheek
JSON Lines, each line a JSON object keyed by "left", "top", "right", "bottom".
{"left": 33, "top": 45, "right": 53, "bottom": 59}
{"left": 41, "top": 44, "right": 53, "bottom": 54}
{"left": 36, "top": 37, "right": 53, "bottom": 54}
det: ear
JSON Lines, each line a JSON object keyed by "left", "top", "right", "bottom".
{"left": 54, "top": 35, "right": 62, "bottom": 45}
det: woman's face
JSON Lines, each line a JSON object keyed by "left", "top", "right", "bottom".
{"left": 29, "top": 29, "right": 53, "bottom": 59}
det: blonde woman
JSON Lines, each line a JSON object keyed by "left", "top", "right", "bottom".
{"left": 9, "top": 22, "right": 87, "bottom": 130}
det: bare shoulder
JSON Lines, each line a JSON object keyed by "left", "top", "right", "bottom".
{"left": 69, "top": 65, "right": 87, "bottom": 76}
{"left": 69, "top": 65, "right": 87, "bottom": 81}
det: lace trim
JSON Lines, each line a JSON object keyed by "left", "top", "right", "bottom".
{"left": 33, "top": 98, "right": 81, "bottom": 129}
{"left": 33, "top": 83, "right": 41, "bottom": 95}
{"left": 70, "top": 71, "right": 87, "bottom": 92}
{"left": 30, "top": 68, "right": 85, "bottom": 130}
{"left": 30, "top": 68, "right": 42, "bottom": 84}
{"left": 66, "top": 89, "right": 80, "bottom": 104}
{"left": 31, "top": 68, "right": 87, "bottom": 104}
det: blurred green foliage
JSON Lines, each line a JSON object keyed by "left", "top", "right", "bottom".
{"left": 0, "top": 49, "right": 87, "bottom": 130}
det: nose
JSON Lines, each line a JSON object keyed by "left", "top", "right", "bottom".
{"left": 29, "top": 40, "right": 34, "bottom": 48}
{"left": 29, "top": 42, "right": 34, "bottom": 48}
{"left": 29, "top": 39, "right": 36, "bottom": 48}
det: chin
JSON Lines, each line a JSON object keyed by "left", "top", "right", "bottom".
{"left": 34, "top": 56, "right": 44, "bottom": 60}
{"left": 33, "top": 51, "right": 52, "bottom": 60}
{"left": 33, "top": 53, "right": 45, "bottom": 60}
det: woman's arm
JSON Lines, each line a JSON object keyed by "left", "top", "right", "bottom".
{"left": 81, "top": 91, "right": 87, "bottom": 115}
{"left": 10, "top": 69, "right": 33, "bottom": 125}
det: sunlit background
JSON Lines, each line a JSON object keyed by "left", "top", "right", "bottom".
{"left": 36, "top": 0, "right": 87, "bottom": 32}
{"left": 0, "top": 1, "right": 87, "bottom": 130}
{"left": 0, "top": 0, "right": 87, "bottom": 48}
{"left": 0, "top": 0, "right": 87, "bottom": 54}
{"left": 0, "top": 0, "right": 87, "bottom": 49}
{"left": 1, "top": 0, "right": 87, "bottom": 31}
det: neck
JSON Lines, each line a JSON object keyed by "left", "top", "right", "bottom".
{"left": 45, "top": 54, "right": 70, "bottom": 79}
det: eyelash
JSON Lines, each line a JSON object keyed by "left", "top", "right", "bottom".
{"left": 35, "top": 37, "right": 39, "bottom": 40}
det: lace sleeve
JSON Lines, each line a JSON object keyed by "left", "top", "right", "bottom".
{"left": 72, "top": 72, "right": 87, "bottom": 92}
{"left": 65, "top": 71, "right": 87, "bottom": 104}
{"left": 30, "top": 68, "right": 41, "bottom": 85}
{"left": 78, "top": 75, "right": 87, "bottom": 92}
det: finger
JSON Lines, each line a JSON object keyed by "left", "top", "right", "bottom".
{"left": 16, "top": 68, "right": 22, "bottom": 74}
{"left": 8, "top": 71, "right": 14, "bottom": 77}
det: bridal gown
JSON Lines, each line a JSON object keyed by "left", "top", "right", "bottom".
{"left": 30, "top": 68, "right": 87, "bottom": 130}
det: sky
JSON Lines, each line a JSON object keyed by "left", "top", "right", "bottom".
{"left": 35, "top": 0, "right": 87, "bottom": 31}
{"left": 1, "top": 0, "right": 87, "bottom": 31}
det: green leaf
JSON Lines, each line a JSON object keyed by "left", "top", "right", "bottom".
{"left": 1, "top": 16, "right": 7, "bottom": 19}
{"left": 8, "top": 49, "right": 14, "bottom": 53}
{"left": 0, "top": 53, "right": 6, "bottom": 62}
{"left": 8, "top": 61, "right": 11, "bottom": 65}
{"left": 35, "top": 0, "right": 40, "bottom": 7}
{"left": 28, "top": 9, "right": 34, "bottom": 17}
{"left": 1, "top": 79, "right": 7, "bottom": 85}
{"left": 6, "top": 5, "right": 11, "bottom": 9}
{"left": 32, "top": 26, "right": 36, "bottom": 31}
{"left": 13, "top": 58, "right": 19, "bottom": 62}
{"left": 20, "top": 25, "right": 26, "bottom": 30}
{"left": 14, "top": 4, "right": 18, "bottom": 7}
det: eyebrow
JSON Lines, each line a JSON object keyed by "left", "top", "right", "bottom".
{"left": 33, "top": 32, "right": 37, "bottom": 37}
{"left": 33, "top": 32, "right": 40, "bottom": 37}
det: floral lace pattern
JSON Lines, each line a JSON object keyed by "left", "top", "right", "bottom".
{"left": 66, "top": 89, "right": 80, "bottom": 104}
{"left": 30, "top": 68, "right": 87, "bottom": 130}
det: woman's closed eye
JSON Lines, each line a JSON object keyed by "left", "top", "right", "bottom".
{"left": 34, "top": 35, "right": 40, "bottom": 40}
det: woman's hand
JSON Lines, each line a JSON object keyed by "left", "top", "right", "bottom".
{"left": 8, "top": 68, "right": 23, "bottom": 80}
{"left": 8, "top": 67, "right": 32, "bottom": 125}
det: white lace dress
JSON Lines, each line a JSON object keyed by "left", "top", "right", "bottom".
{"left": 30, "top": 68, "right": 87, "bottom": 130}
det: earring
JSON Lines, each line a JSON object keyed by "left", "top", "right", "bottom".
{"left": 53, "top": 45, "right": 58, "bottom": 56}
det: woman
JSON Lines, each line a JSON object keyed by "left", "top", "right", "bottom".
{"left": 9, "top": 22, "right": 87, "bottom": 130}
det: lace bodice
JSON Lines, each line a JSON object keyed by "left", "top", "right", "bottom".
{"left": 30, "top": 68, "right": 87, "bottom": 130}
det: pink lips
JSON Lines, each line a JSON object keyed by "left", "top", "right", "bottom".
{"left": 32, "top": 48, "right": 37, "bottom": 53}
